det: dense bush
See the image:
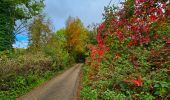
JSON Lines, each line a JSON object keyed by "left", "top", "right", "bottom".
{"left": 81, "top": 0, "right": 170, "bottom": 99}
{"left": 0, "top": 51, "right": 52, "bottom": 99}
{"left": 0, "top": 48, "right": 73, "bottom": 99}
{"left": 0, "top": 51, "right": 52, "bottom": 77}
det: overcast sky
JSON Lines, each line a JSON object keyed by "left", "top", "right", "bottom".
{"left": 44, "top": 0, "right": 121, "bottom": 30}
{"left": 14, "top": 0, "right": 121, "bottom": 48}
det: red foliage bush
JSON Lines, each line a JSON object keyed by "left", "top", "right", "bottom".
{"left": 85, "top": 0, "right": 170, "bottom": 99}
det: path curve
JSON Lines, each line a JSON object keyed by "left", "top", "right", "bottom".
{"left": 18, "top": 64, "right": 83, "bottom": 100}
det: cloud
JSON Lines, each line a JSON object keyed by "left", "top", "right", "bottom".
{"left": 44, "top": 0, "right": 121, "bottom": 30}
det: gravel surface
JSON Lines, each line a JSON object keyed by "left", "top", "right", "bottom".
{"left": 17, "top": 64, "right": 82, "bottom": 100}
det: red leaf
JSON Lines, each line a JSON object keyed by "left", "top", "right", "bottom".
{"left": 132, "top": 79, "right": 142, "bottom": 86}
{"left": 166, "top": 39, "right": 170, "bottom": 44}
{"left": 166, "top": 10, "right": 170, "bottom": 15}
{"left": 116, "top": 31, "right": 124, "bottom": 40}
{"left": 149, "top": 15, "right": 158, "bottom": 22}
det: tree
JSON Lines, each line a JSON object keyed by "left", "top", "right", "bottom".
{"left": 55, "top": 28, "right": 66, "bottom": 45}
{"left": 65, "top": 17, "right": 88, "bottom": 62}
{"left": 0, "top": 0, "right": 44, "bottom": 51}
{"left": 28, "top": 15, "right": 52, "bottom": 50}
{"left": 65, "top": 17, "right": 88, "bottom": 53}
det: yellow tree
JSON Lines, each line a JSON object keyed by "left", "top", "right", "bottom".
{"left": 65, "top": 16, "right": 88, "bottom": 62}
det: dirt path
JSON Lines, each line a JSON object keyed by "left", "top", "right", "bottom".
{"left": 18, "top": 64, "right": 83, "bottom": 100}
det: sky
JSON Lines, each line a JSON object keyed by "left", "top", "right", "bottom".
{"left": 44, "top": 0, "right": 121, "bottom": 30}
{"left": 13, "top": 0, "right": 121, "bottom": 48}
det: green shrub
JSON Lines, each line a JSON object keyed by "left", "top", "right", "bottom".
{"left": 0, "top": 50, "right": 73, "bottom": 99}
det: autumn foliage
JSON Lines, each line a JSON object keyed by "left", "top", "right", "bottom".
{"left": 82, "top": 0, "right": 170, "bottom": 99}
{"left": 65, "top": 17, "right": 89, "bottom": 62}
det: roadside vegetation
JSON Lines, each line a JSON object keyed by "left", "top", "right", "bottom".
{"left": 1, "top": 0, "right": 170, "bottom": 100}
{"left": 0, "top": 0, "right": 89, "bottom": 99}
{"left": 81, "top": 0, "right": 170, "bottom": 99}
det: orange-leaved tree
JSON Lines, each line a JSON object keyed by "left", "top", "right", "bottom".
{"left": 65, "top": 16, "right": 88, "bottom": 62}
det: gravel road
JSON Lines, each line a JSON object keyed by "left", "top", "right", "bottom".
{"left": 18, "top": 64, "right": 82, "bottom": 100}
